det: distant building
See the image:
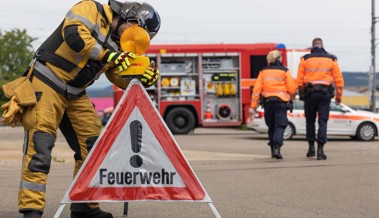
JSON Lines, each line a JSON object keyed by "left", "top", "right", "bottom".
{"left": 342, "top": 72, "right": 379, "bottom": 111}
{"left": 342, "top": 90, "right": 369, "bottom": 110}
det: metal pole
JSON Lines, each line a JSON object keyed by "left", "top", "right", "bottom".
{"left": 123, "top": 202, "right": 129, "bottom": 217}
{"left": 371, "top": 0, "right": 377, "bottom": 112}
{"left": 208, "top": 203, "right": 222, "bottom": 218}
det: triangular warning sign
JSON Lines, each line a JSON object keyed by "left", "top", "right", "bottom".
{"left": 62, "top": 79, "right": 211, "bottom": 203}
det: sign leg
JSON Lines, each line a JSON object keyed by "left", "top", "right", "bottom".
{"left": 208, "top": 202, "right": 221, "bottom": 218}
{"left": 123, "top": 202, "right": 129, "bottom": 217}
{"left": 53, "top": 203, "right": 66, "bottom": 218}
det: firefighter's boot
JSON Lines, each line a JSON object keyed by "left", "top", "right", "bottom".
{"left": 23, "top": 210, "right": 42, "bottom": 218}
{"left": 306, "top": 142, "right": 316, "bottom": 157}
{"left": 71, "top": 203, "right": 113, "bottom": 218}
{"left": 272, "top": 145, "right": 283, "bottom": 159}
{"left": 317, "top": 143, "right": 327, "bottom": 160}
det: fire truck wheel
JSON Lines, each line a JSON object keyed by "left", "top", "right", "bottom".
{"left": 165, "top": 107, "right": 195, "bottom": 134}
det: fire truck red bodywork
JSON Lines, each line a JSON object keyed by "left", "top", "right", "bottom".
{"left": 114, "top": 43, "right": 290, "bottom": 134}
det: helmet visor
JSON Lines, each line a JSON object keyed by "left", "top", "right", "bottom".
{"left": 122, "top": 3, "right": 161, "bottom": 39}
{"left": 138, "top": 8, "right": 160, "bottom": 39}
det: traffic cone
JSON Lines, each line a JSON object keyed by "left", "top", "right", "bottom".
{"left": 204, "top": 101, "right": 213, "bottom": 120}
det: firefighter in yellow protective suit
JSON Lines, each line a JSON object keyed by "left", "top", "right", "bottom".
{"left": 1, "top": 1, "right": 161, "bottom": 217}
{"left": 251, "top": 50, "right": 297, "bottom": 159}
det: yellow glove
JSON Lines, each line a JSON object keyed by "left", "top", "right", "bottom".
{"left": 1, "top": 96, "right": 23, "bottom": 127}
{"left": 103, "top": 51, "right": 136, "bottom": 73}
{"left": 141, "top": 61, "right": 159, "bottom": 87}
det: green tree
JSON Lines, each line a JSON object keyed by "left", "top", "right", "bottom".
{"left": 0, "top": 29, "right": 36, "bottom": 110}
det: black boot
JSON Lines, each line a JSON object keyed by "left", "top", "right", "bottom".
{"left": 272, "top": 145, "right": 283, "bottom": 159}
{"left": 71, "top": 208, "right": 113, "bottom": 218}
{"left": 317, "top": 143, "right": 327, "bottom": 160}
{"left": 71, "top": 204, "right": 113, "bottom": 218}
{"left": 306, "top": 142, "right": 315, "bottom": 157}
{"left": 23, "top": 210, "right": 42, "bottom": 218}
{"left": 268, "top": 142, "right": 275, "bottom": 158}
{"left": 270, "top": 145, "right": 275, "bottom": 158}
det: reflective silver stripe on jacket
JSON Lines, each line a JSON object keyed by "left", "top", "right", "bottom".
{"left": 66, "top": 10, "right": 119, "bottom": 58}
{"left": 66, "top": 11, "right": 95, "bottom": 30}
{"left": 34, "top": 61, "right": 86, "bottom": 96}
{"left": 304, "top": 67, "right": 331, "bottom": 73}
{"left": 262, "top": 78, "right": 285, "bottom": 81}
{"left": 106, "top": 37, "right": 119, "bottom": 52}
{"left": 261, "top": 91, "right": 290, "bottom": 101}
{"left": 90, "top": 43, "right": 104, "bottom": 59}
{"left": 89, "top": 23, "right": 106, "bottom": 59}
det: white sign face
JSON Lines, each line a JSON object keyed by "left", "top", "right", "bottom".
{"left": 90, "top": 107, "right": 184, "bottom": 188}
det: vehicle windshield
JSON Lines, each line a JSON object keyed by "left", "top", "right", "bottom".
{"left": 330, "top": 102, "right": 345, "bottom": 112}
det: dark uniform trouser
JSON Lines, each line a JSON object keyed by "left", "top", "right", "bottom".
{"left": 264, "top": 102, "right": 288, "bottom": 147}
{"left": 304, "top": 91, "right": 332, "bottom": 144}
{"left": 18, "top": 76, "right": 103, "bottom": 213}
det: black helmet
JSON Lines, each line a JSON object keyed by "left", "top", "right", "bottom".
{"left": 109, "top": 0, "right": 161, "bottom": 39}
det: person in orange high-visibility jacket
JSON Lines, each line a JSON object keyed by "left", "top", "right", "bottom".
{"left": 296, "top": 38, "right": 344, "bottom": 160}
{"left": 251, "top": 50, "right": 297, "bottom": 159}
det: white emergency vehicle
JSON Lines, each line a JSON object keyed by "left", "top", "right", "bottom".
{"left": 247, "top": 99, "right": 379, "bottom": 141}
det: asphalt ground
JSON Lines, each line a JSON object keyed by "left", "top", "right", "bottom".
{"left": 1, "top": 126, "right": 379, "bottom": 218}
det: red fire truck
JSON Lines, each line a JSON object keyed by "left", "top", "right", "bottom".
{"left": 113, "top": 43, "right": 306, "bottom": 134}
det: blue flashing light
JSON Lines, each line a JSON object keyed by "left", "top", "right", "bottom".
{"left": 275, "top": 43, "right": 286, "bottom": 49}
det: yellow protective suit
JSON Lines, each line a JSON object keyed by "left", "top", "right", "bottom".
{"left": 15, "top": 0, "right": 125, "bottom": 215}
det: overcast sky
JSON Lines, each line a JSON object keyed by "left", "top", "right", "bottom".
{"left": 0, "top": 0, "right": 373, "bottom": 72}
